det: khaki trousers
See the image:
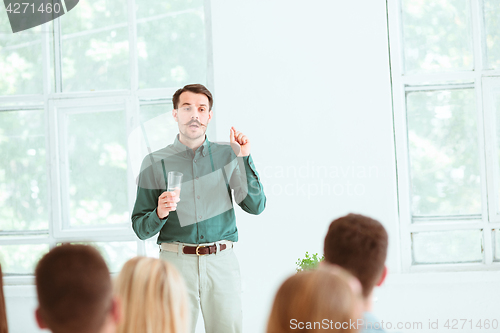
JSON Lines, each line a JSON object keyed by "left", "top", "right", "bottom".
{"left": 159, "top": 243, "right": 242, "bottom": 333}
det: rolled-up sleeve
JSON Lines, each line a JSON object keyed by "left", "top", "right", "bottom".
{"left": 229, "top": 154, "right": 266, "bottom": 215}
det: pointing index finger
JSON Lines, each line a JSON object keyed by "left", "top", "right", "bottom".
{"left": 230, "top": 127, "right": 235, "bottom": 142}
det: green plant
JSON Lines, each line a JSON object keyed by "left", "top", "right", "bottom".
{"left": 295, "top": 252, "right": 324, "bottom": 272}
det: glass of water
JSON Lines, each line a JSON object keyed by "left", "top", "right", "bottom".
{"left": 167, "top": 171, "right": 183, "bottom": 198}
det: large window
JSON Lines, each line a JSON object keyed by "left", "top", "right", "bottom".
{"left": 388, "top": 0, "right": 500, "bottom": 271}
{"left": 0, "top": 0, "right": 212, "bottom": 281}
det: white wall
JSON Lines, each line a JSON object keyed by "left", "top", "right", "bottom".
{"left": 210, "top": 1, "right": 500, "bottom": 333}
{"left": 4, "top": 286, "right": 39, "bottom": 333}
{"left": 6, "top": 1, "right": 499, "bottom": 333}
{"left": 210, "top": 0, "right": 398, "bottom": 332}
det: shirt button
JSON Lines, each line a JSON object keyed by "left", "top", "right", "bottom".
{"left": 194, "top": 159, "right": 197, "bottom": 163}
{"left": 198, "top": 215, "right": 202, "bottom": 219}
{"left": 197, "top": 195, "right": 200, "bottom": 199}
{"left": 195, "top": 176, "right": 199, "bottom": 180}
{"left": 200, "top": 235, "right": 204, "bottom": 239}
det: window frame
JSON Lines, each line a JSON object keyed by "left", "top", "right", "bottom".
{"left": 0, "top": 0, "right": 214, "bottom": 284}
{"left": 50, "top": 96, "right": 135, "bottom": 238}
{"left": 388, "top": 0, "right": 500, "bottom": 272}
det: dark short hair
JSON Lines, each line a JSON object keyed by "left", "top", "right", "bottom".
{"left": 323, "top": 213, "right": 388, "bottom": 298}
{"left": 35, "top": 244, "right": 112, "bottom": 333}
{"left": 172, "top": 84, "right": 213, "bottom": 110}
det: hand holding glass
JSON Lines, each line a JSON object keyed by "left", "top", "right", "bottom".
{"left": 156, "top": 172, "right": 183, "bottom": 219}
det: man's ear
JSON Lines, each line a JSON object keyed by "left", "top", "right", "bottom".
{"left": 376, "top": 266, "right": 387, "bottom": 287}
{"left": 35, "top": 307, "right": 48, "bottom": 329}
{"left": 110, "top": 297, "right": 121, "bottom": 324}
{"left": 207, "top": 109, "right": 213, "bottom": 123}
{"left": 172, "top": 109, "right": 178, "bottom": 122}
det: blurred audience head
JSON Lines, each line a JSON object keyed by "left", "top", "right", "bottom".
{"left": 35, "top": 244, "right": 119, "bottom": 333}
{"left": 0, "top": 264, "right": 8, "bottom": 333}
{"left": 266, "top": 266, "right": 363, "bottom": 333}
{"left": 114, "top": 256, "right": 189, "bottom": 333}
{"left": 324, "top": 213, "right": 388, "bottom": 300}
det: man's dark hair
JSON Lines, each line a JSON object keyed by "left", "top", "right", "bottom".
{"left": 35, "top": 244, "right": 112, "bottom": 333}
{"left": 172, "top": 84, "right": 213, "bottom": 110}
{"left": 323, "top": 213, "right": 388, "bottom": 298}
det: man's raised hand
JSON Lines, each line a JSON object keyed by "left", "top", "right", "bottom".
{"left": 230, "top": 126, "right": 251, "bottom": 157}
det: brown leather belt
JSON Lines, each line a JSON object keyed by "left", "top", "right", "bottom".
{"left": 183, "top": 243, "right": 228, "bottom": 255}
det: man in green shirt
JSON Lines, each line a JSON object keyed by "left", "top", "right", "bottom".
{"left": 131, "top": 84, "right": 266, "bottom": 333}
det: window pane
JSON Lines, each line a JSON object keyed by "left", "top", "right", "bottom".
{"left": 0, "top": 244, "right": 49, "bottom": 274}
{"left": 136, "top": 0, "right": 207, "bottom": 89}
{"left": 401, "top": 0, "right": 473, "bottom": 74}
{"left": 407, "top": 89, "right": 481, "bottom": 216}
{"left": 65, "top": 110, "right": 128, "bottom": 227}
{"left": 484, "top": 0, "right": 500, "bottom": 70}
{"left": 412, "top": 230, "right": 482, "bottom": 264}
{"left": 145, "top": 238, "right": 160, "bottom": 258}
{"left": 60, "top": 0, "right": 130, "bottom": 91}
{"left": 140, "top": 103, "right": 178, "bottom": 152}
{"left": 0, "top": 110, "right": 49, "bottom": 231}
{"left": 0, "top": 16, "right": 44, "bottom": 95}
{"left": 494, "top": 230, "right": 500, "bottom": 262}
{"left": 488, "top": 85, "right": 500, "bottom": 215}
{"left": 91, "top": 241, "right": 137, "bottom": 273}
{"left": 129, "top": 103, "right": 177, "bottom": 183}
{"left": 58, "top": 241, "right": 137, "bottom": 273}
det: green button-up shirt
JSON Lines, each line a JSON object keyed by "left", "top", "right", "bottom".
{"left": 131, "top": 135, "right": 266, "bottom": 244}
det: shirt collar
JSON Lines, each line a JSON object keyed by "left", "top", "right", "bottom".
{"left": 201, "top": 138, "right": 209, "bottom": 157}
{"left": 173, "top": 134, "right": 210, "bottom": 157}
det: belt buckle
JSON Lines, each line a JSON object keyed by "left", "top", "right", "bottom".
{"left": 196, "top": 245, "right": 203, "bottom": 256}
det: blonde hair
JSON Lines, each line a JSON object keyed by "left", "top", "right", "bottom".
{"left": 267, "top": 266, "right": 363, "bottom": 333}
{"left": 114, "top": 257, "right": 189, "bottom": 333}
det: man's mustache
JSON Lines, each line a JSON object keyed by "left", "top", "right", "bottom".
{"left": 185, "top": 120, "right": 206, "bottom": 127}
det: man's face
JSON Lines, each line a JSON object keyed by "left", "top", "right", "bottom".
{"left": 173, "top": 91, "right": 212, "bottom": 142}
